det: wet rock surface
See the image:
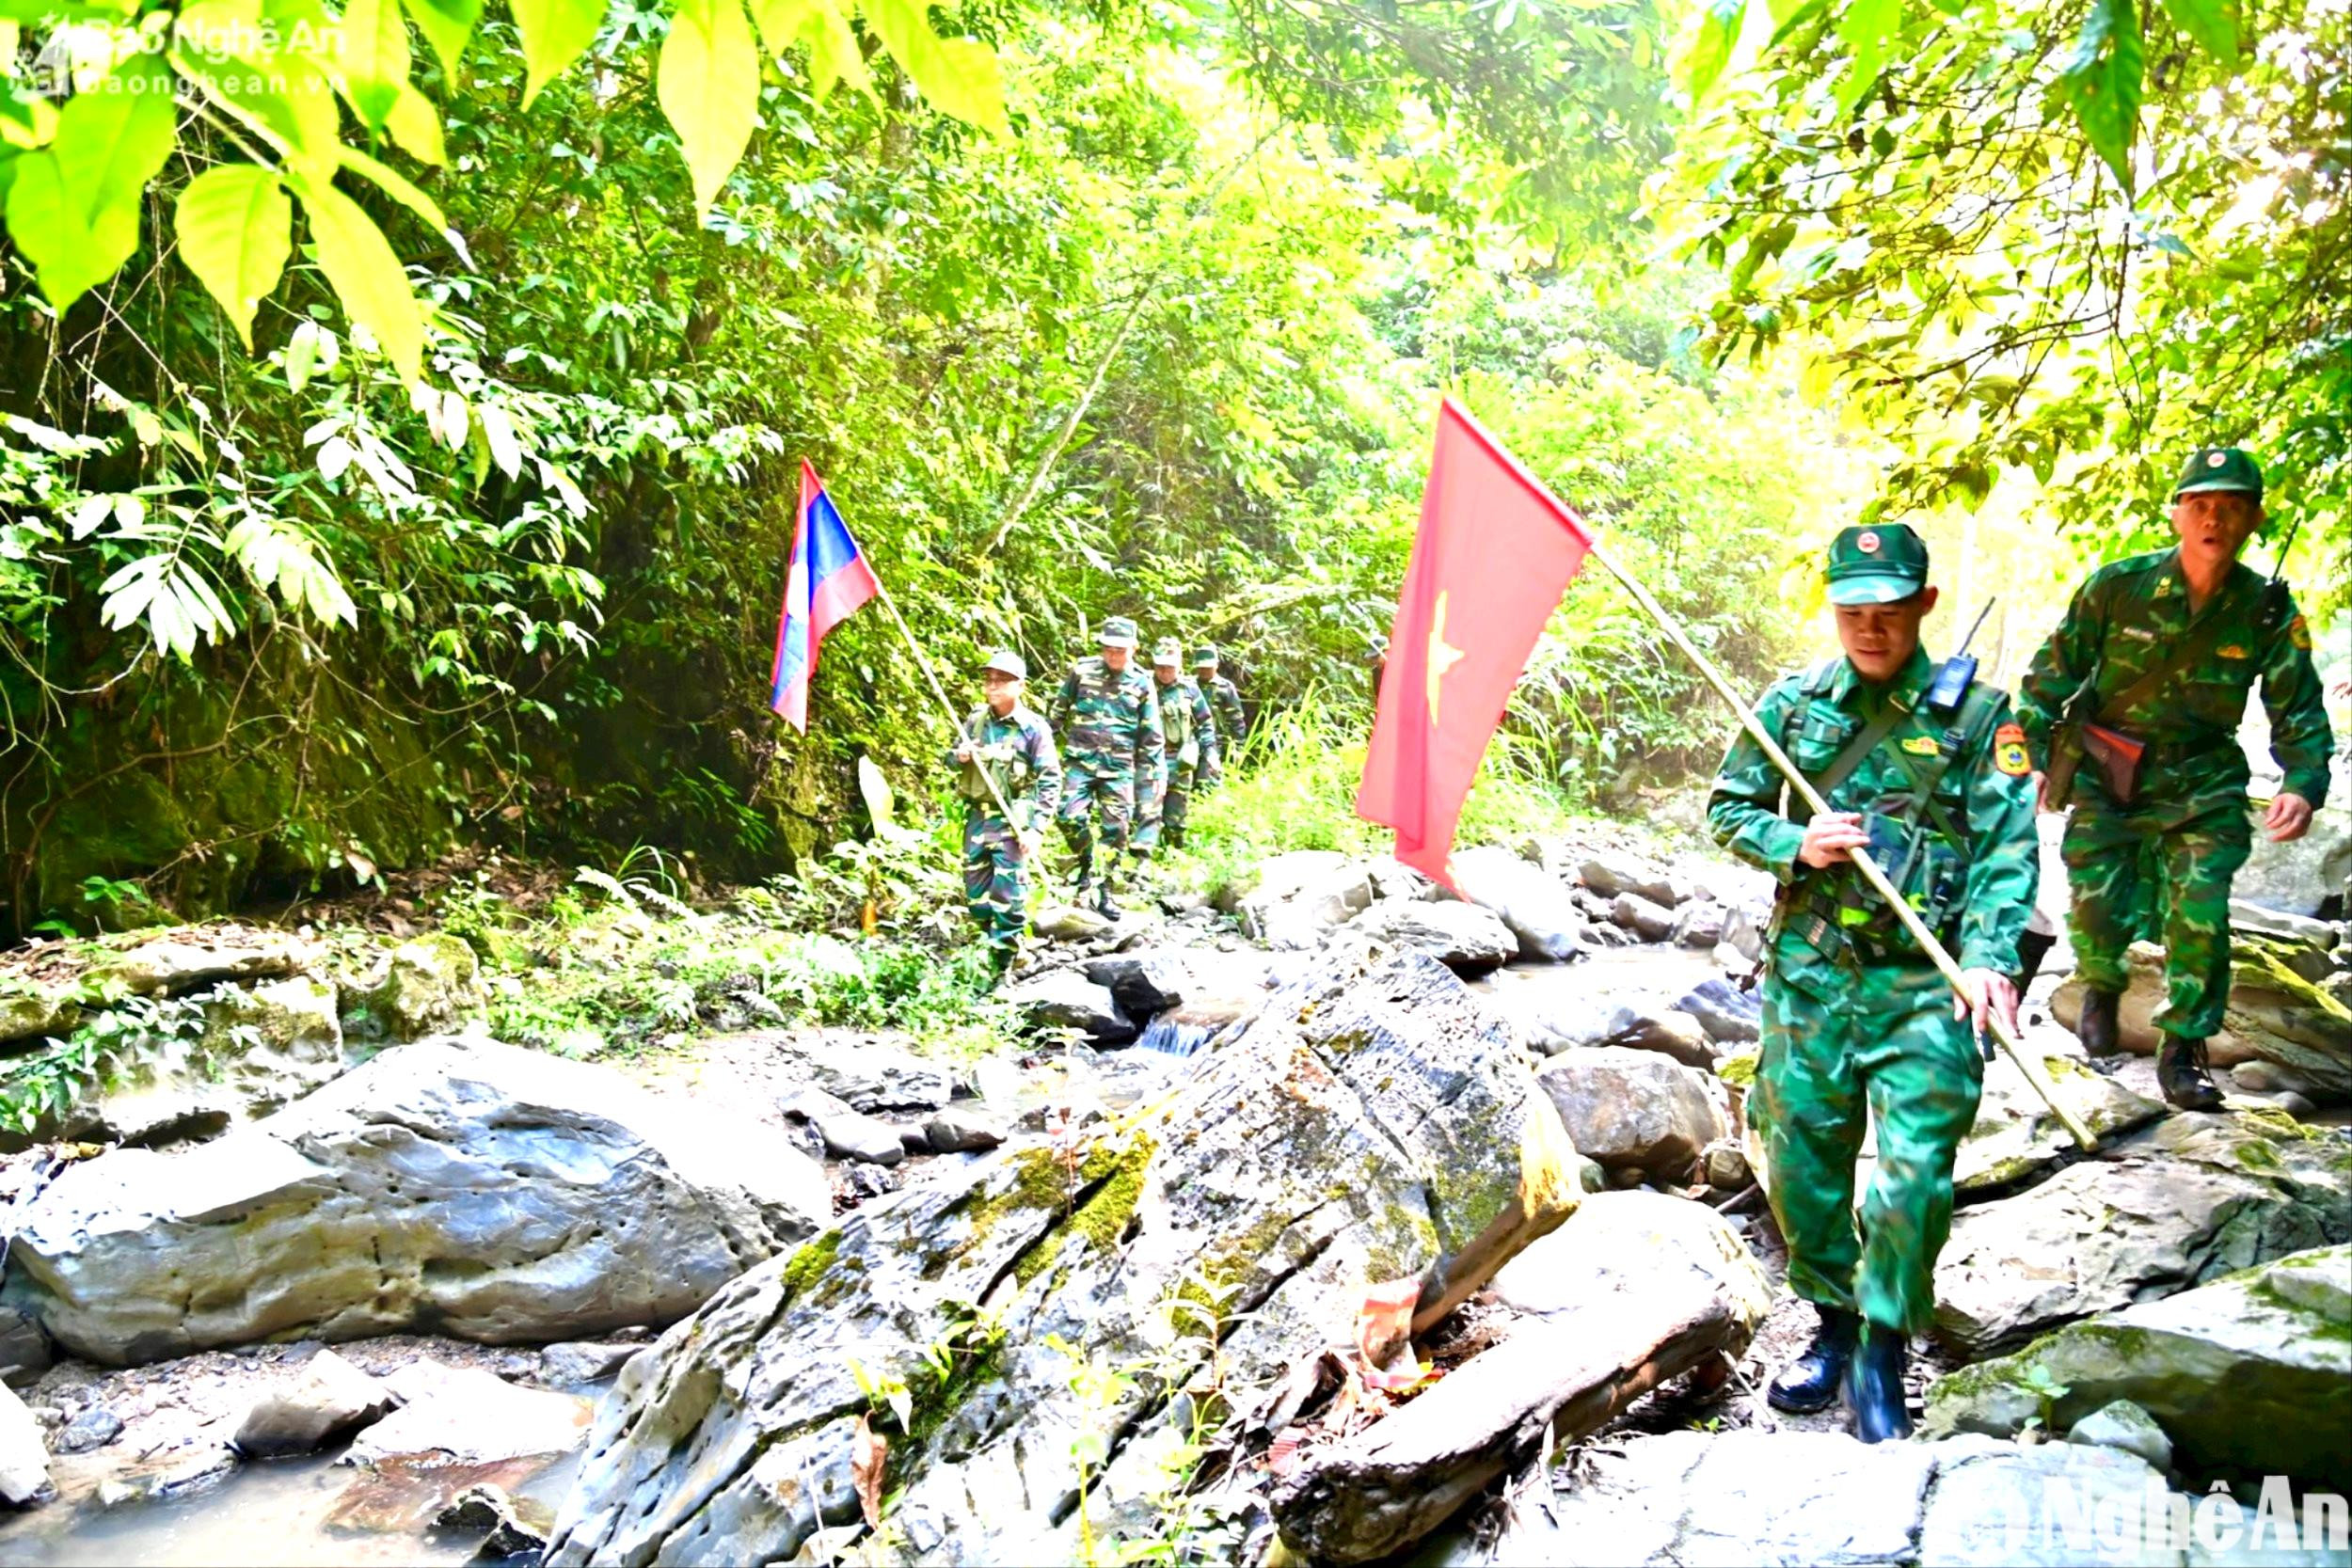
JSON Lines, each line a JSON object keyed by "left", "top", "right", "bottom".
{"left": 5, "top": 1040, "right": 832, "bottom": 1363}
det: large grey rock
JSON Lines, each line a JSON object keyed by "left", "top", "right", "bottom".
{"left": 816, "top": 1107, "right": 905, "bottom": 1165}
{"left": 796, "top": 1034, "right": 952, "bottom": 1113}
{"left": 1235, "top": 852, "right": 1378, "bottom": 950}
{"left": 1000, "top": 971, "right": 1136, "bottom": 1046}
{"left": 1030, "top": 904, "right": 1113, "bottom": 942}
{"left": 1451, "top": 846, "right": 1585, "bottom": 962}
{"left": 1931, "top": 1115, "right": 2352, "bottom": 1358}
{"left": 348, "top": 1362, "right": 591, "bottom": 1467}
{"left": 1440, "top": 1429, "right": 2207, "bottom": 1568}
{"left": 545, "top": 954, "right": 1582, "bottom": 1568}
{"left": 0, "top": 982, "right": 75, "bottom": 1046}
{"left": 93, "top": 930, "right": 311, "bottom": 996}
{"left": 1082, "top": 952, "right": 1193, "bottom": 1017}
{"left": 1578, "top": 851, "right": 1678, "bottom": 908}
{"left": 1537, "top": 1048, "right": 1724, "bottom": 1176}
{"left": 63, "top": 975, "right": 348, "bottom": 1146}
{"left": 922, "top": 1107, "right": 1006, "bottom": 1154}
{"left": 1611, "top": 893, "right": 1677, "bottom": 942}
{"left": 232, "top": 1348, "right": 395, "bottom": 1458}
{"left": 5, "top": 1039, "right": 831, "bottom": 1364}
{"left": 1673, "top": 900, "right": 1728, "bottom": 949}
{"left": 1674, "top": 978, "right": 1761, "bottom": 1045}
{"left": 1926, "top": 1244, "right": 2352, "bottom": 1489}
{"left": 1349, "top": 898, "right": 1517, "bottom": 974}
{"left": 377, "top": 935, "right": 485, "bottom": 1039}
{"left": 1948, "top": 1044, "right": 2167, "bottom": 1198}
{"left": 2232, "top": 775, "right": 2351, "bottom": 918}
{"left": 2064, "top": 1399, "right": 2173, "bottom": 1473}
{"left": 1598, "top": 1006, "right": 1716, "bottom": 1069}
{"left": 0, "top": 1380, "right": 46, "bottom": 1504}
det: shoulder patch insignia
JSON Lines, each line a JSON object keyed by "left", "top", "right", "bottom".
{"left": 1899, "top": 735, "right": 1940, "bottom": 755}
{"left": 2290, "top": 615, "right": 2312, "bottom": 651}
{"left": 2217, "top": 645, "right": 2249, "bottom": 659}
{"left": 1993, "top": 722, "right": 2031, "bottom": 778}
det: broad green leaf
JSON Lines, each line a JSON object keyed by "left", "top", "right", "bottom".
{"left": 337, "top": 143, "right": 449, "bottom": 231}
{"left": 2157, "top": 0, "right": 2235, "bottom": 68}
{"left": 336, "top": 0, "right": 413, "bottom": 129}
{"left": 285, "top": 318, "right": 323, "bottom": 390}
{"left": 174, "top": 34, "right": 342, "bottom": 179}
{"left": 291, "top": 171, "right": 424, "bottom": 381}
{"left": 400, "top": 0, "right": 480, "bottom": 76}
{"left": 862, "top": 0, "right": 1008, "bottom": 135}
{"left": 798, "top": 0, "right": 871, "bottom": 99}
{"left": 748, "top": 0, "right": 816, "bottom": 59}
{"left": 384, "top": 83, "right": 446, "bottom": 164}
{"left": 2058, "top": 0, "right": 2144, "bottom": 197}
{"left": 174, "top": 164, "right": 292, "bottom": 349}
{"left": 658, "top": 0, "right": 759, "bottom": 214}
{"left": 1681, "top": 0, "right": 1746, "bottom": 103}
{"left": 1833, "top": 0, "right": 1899, "bottom": 116}
{"left": 512, "top": 0, "right": 604, "bottom": 106}
{"left": 2, "top": 55, "right": 177, "bottom": 312}
{"left": 0, "top": 82, "right": 57, "bottom": 149}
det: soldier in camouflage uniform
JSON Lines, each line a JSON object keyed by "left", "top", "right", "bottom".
{"left": 2017, "top": 447, "right": 2333, "bottom": 1110}
{"left": 1191, "top": 646, "right": 1246, "bottom": 789}
{"left": 1049, "top": 616, "right": 1163, "bottom": 916}
{"left": 1134, "top": 639, "right": 1220, "bottom": 856}
{"left": 1709, "top": 522, "right": 2039, "bottom": 1444}
{"left": 950, "top": 650, "right": 1062, "bottom": 980}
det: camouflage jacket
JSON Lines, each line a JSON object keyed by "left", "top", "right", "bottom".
{"left": 948, "top": 705, "right": 1062, "bottom": 827}
{"left": 1201, "top": 673, "right": 1245, "bottom": 748}
{"left": 1708, "top": 646, "right": 2041, "bottom": 996}
{"left": 2015, "top": 548, "right": 2333, "bottom": 812}
{"left": 1050, "top": 657, "right": 1164, "bottom": 781}
{"left": 1153, "top": 675, "right": 1219, "bottom": 769}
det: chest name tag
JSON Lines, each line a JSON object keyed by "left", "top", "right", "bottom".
{"left": 1899, "top": 735, "right": 1939, "bottom": 755}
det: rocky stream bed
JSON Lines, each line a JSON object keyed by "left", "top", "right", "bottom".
{"left": 0, "top": 827, "right": 2346, "bottom": 1567}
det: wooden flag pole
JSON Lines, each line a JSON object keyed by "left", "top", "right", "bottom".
{"left": 1583, "top": 538, "right": 2097, "bottom": 1151}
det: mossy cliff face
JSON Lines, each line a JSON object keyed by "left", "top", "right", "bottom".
{"left": 548, "top": 952, "right": 1585, "bottom": 1567}
{"left": 1924, "top": 1243, "right": 2352, "bottom": 1490}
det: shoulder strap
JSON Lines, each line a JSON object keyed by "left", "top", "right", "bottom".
{"left": 1813, "top": 701, "right": 1906, "bottom": 797}
{"left": 2094, "top": 594, "right": 2249, "bottom": 721}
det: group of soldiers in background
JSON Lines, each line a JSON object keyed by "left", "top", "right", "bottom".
{"left": 1711, "top": 445, "right": 2331, "bottom": 1447}
{"left": 951, "top": 617, "right": 1247, "bottom": 976}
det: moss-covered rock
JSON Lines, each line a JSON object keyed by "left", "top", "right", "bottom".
{"left": 2052, "top": 937, "right": 2352, "bottom": 1102}
{"left": 1924, "top": 1243, "right": 2352, "bottom": 1489}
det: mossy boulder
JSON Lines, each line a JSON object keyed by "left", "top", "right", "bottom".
{"left": 343, "top": 935, "right": 485, "bottom": 1042}
{"left": 547, "top": 952, "right": 1582, "bottom": 1566}
{"left": 1923, "top": 1243, "right": 2352, "bottom": 1489}
{"left": 2052, "top": 937, "right": 2352, "bottom": 1102}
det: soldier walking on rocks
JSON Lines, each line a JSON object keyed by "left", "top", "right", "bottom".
{"left": 951, "top": 651, "right": 1061, "bottom": 981}
{"left": 1049, "top": 616, "right": 1162, "bottom": 917}
{"left": 1190, "top": 645, "right": 1246, "bottom": 789}
{"left": 1135, "top": 639, "right": 1219, "bottom": 856}
{"left": 2016, "top": 448, "right": 2332, "bottom": 1110}
{"left": 1708, "top": 522, "right": 2040, "bottom": 1443}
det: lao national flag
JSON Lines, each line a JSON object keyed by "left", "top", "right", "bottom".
{"left": 1356, "top": 398, "right": 1596, "bottom": 887}
{"left": 771, "top": 461, "right": 882, "bottom": 731}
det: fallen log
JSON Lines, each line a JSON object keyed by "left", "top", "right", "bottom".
{"left": 1269, "top": 1192, "right": 1770, "bottom": 1565}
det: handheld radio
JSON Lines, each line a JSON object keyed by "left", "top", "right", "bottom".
{"left": 1925, "top": 599, "right": 1994, "bottom": 715}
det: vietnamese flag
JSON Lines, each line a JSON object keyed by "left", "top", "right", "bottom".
{"left": 1356, "top": 398, "right": 1596, "bottom": 886}
{"left": 771, "top": 460, "right": 882, "bottom": 732}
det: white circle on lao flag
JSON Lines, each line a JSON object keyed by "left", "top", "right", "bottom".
{"left": 1857, "top": 531, "right": 1881, "bottom": 553}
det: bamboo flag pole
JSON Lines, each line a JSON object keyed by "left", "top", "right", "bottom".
{"left": 1584, "top": 538, "right": 2098, "bottom": 1151}
{"left": 867, "top": 580, "right": 1052, "bottom": 887}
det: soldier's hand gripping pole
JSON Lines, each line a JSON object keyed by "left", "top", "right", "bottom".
{"left": 1584, "top": 540, "right": 2099, "bottom": 1152}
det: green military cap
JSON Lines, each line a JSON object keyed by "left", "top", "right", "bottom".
{"left": 2172, "top": 446, "right": 2263, "bottom": 500}
{"left": 1098, "top": 616, "right": 1139, "bottom": 648}
{"left": 982, "top": 649, "right": 1026, "bottom": 679}
{"left": 1191, "top": 645, "right": 1218, "bottom": 668}
{"left": 1824, "top": 522, "right": 1931, "bottom": 606}
{"left": 1152, "top": 638, "right": 1184, "bottom": 666}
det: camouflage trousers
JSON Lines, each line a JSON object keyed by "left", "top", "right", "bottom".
{"left": 1132, "top": 758, "right": 1197, "bottom": 855}
{"left": 1751, "top": 967, "right": 1982, "bottom": 1336}
{"left": 962, "top": 807, "right": 1030, "bottom": 958}
{"left": 1057, "top": 765, "right": 1135, "bottom": 873}
{"left": 2061, "top": 798, "right": 2251, "bottom": 1040}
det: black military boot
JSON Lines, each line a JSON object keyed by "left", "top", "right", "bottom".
{"left": 2076, "top": 988, "right": 2122, "bottom": 1056}
{"left": 1164, "top": 824, "right": 1185, "bottom": 850}
{"left": 1766, "top": 1304, "right": 1857, "bottom": 1414}
{"left": 2157, "top": 1034, "right": 2227, "bottom": 1110}
{"left": 1845, "top": 1323, "right": 1913, "bottom": 1444}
